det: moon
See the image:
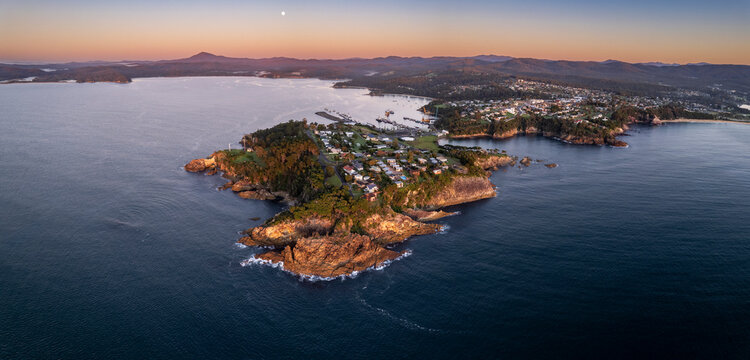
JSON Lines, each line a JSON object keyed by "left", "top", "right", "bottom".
{"left": 281, "top": 11, "right": 286, "bottom": 16}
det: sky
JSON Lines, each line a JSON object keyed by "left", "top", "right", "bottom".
{"left": 1, "top": 0, "right": 749, "bottom": 64}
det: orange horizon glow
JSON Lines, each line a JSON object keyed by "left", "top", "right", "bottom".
{"left": 1, "top": 1, "right": 749, "bottom": 65}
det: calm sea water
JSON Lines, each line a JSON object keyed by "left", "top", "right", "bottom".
{"left": 1, "top": 78, "right": 749, "bottom": 359}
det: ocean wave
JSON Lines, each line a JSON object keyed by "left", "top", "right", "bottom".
{"left": 438, "top": 224, "right": 451, "bottom": 234}
{"left": 240, "top": 250, "right": 413, "bottom": 282}
{"left": 234, "top": 243, "right": 248, "bottom": 249}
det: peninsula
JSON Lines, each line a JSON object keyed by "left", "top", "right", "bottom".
{"left": 186, "top": 120, "right": 519, "bottom": 279}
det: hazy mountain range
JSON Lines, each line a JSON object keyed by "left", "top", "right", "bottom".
{"left": 2, "top": 52, "right": 749, "bottom": 96}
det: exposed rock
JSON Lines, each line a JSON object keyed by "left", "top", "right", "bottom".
{"left": 232, "top": 179, "right": 257, "bottom": 192}
{"left": 520, "top": 157, "right": 532, "bottom": 167}
{"left": 403, "top": 208, "right": 458, "bottom": 222}
{"left": 185, "top": 157, "right": 216, "bottom": 172}
{"left": 238, "top": 189, "right": 276, "bottom": 200}
{"left": 423, "top": 176, "right": 496, "bottom": 209}
{"left": 218, "top": 181, "right": 233, "bottom": 191}
{"left": 474, "top": 155, "right": 514, "bottom": 170}
{"left": 545, "top": 163, "right": 558, "bottom": 168}
{"left": 239, "top": 217, "right": 334, "bottom": 247}
{"left": 608, "top": 139, "right": 629, "bottom": 147}
{"left": 363, "top": 211, "right": 441, "bottom": 244}
{"left": 256, "top": 234, "right": 403, "bottom": 278}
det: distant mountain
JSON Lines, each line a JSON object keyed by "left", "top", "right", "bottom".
{"left": 2, "top": 51, "right": 748, "bottom": 96}
{"left": 638, "top": 62, "right": 680, "bottom": 67}
{"left": 471, "top": 55, "right": 513, "bottom": 63}
{"left": 181, "top": 52, "right": 236, "bottom": 62}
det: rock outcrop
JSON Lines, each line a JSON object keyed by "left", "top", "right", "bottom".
{"left": 238, "top": 190, "right": 276, "bottom": 200}
{"left": 185, "top": 157, "right": 216, "bottom": 172}
{"left": 403, "top": 208, "right": 458, "bottom": 222}
{"left": 363, "top": 212, "right": 442, "bottom": 244}
{"left": 423, "top": 176, "right": 496, "bottom": 209}
{"left": 239, "top": 217, "right": 334, "bottom": 247}
{"left": 474, "top": 155, "right": 514, "bottom": 170}
{"left": 256, "top": 234, "right": 403, "bottom": 278}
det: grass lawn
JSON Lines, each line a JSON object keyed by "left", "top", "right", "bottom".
{"left": 229, "top": 150, "right": 265, "bottom": 166}
{"left": 408, "top": 135, "right": 439, "bottom": 152}
{"left": 325, "top": 175, "right": 342, "bottom": 188}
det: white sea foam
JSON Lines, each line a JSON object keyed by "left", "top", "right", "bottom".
{"left": 438, "top": 224, "right": 451, "bottom": 234}
{"left": 240, "top": 250, "right": 413, "bottom": 282}
{"left": 740, "top": 104, "right": 750, "bottom": 111}
{"left": 234, "top": 243, "right": 248, "bottom": 249}
{"left": 356, "top": 292, "right": 441, "bottom": 333}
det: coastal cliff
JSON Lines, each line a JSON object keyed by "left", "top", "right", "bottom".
{"left": 423, "top": 176, "right": 496, "bottom": 209}
{"left": 236, "top": 207, "right": 441, "bottom": 276}
{"left": 254, "top": 234, "right": 404, "bottom": 278}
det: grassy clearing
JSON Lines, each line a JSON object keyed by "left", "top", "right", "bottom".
{"left": 408, "top": 135, "right": 439, "bottom": 152}
{"left": 325, "top": 175, "right": 342, "bottom": 188}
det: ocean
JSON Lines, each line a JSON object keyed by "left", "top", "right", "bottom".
{"left": 1, "top": 77, "right": 749, "bottom": 359}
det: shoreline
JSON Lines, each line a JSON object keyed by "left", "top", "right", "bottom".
{"left": 659, "top": 118, "right": 750, "bottom": 124}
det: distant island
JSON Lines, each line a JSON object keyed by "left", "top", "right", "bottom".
{"left": 186, "top": 120, "right": 532, "bottom": 278}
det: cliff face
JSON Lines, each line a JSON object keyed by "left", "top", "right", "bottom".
{"left": 363, "top": 212, "right": 442, "bottom": 244}
{"left": 423, "top": 176, "right": 496, "bottom": 209}
{"left": 256, "top": 234, "right": 403, "bottom": 278}
{"left": 240, "top": 217, "right": 334, "bottom": 247}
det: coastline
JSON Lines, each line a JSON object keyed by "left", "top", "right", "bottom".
{"left": 658, "top": 118, "right": 750, "bottom": 124}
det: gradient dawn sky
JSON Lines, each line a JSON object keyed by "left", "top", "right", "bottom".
{"left": 1, "top": 0, "right": 749, "bottom": 64}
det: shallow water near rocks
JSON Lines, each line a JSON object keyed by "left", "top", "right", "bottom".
{"left": 1, "top": 78, "right": 749, "bottom": 359}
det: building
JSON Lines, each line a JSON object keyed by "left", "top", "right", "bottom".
{"left": 342, "top": 165, "right": 357, "bottom": 175}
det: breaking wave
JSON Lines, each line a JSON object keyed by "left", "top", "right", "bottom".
{"left": 240, "top": 250, "right": 413, "bottom": 282}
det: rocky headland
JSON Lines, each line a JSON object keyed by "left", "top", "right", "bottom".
{"left": 185, "top": 122, "right": 520, "bottom": 279}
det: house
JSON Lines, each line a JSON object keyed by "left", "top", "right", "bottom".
{"left": 365, "top": 193, "right": 378, "bottom": 202}
{"left": 345, "top": 131, "right": 354, "bottom": 137}
{"left": 354, "top": 174, "right": 363, "bottom": 181}
{"left": 436, "top": 156, "right": 448, "bottom": 163}
{"left": 342, "top": 165, "right": 357, "bottom": 175}
{"left": 394, "top": 181, "right": 404, "bottom": 188}
{"left": 375, "top": 144, "right": 387, "bottom": 149}
{"left": 399, "top": 136, "right": 415, "bottom": 142}
{"left": 365, "top": 183, "right": 379, "bottom": 193}
{"left": 432, "top": 168, "right": 442, "bottom": 175}
{"left": 352, "top": 161, "right": 364, "bottom": 171}
{"left": 417, "top": 158, "right": 427, "bottom": 164}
